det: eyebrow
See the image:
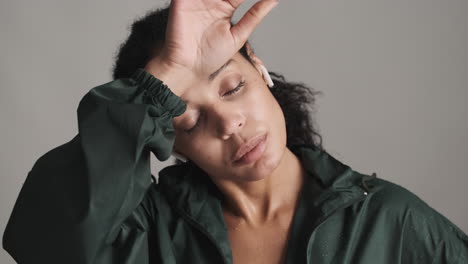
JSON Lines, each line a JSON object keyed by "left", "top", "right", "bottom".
{"left": 181, "top": 59, "right": 235, "bottom": 105}
{"left": 208, "top": 58, "right": 235, "bottom": 81}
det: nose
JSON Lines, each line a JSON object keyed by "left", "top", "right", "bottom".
{"left": 209, "top": 104, "right": 245, "bottom": 140}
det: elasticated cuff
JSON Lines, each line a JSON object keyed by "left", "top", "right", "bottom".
{"left": 131, "top": 68, "right": 186, "bottom": 116}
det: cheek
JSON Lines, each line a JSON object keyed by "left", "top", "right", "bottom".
{"left": 184, "top": 135, "right": 222, "bottom": 164}
{"left": 245, "top": 86, "right": 280, "bottom": 122}
{"left": 190, "top": 144, "right": 230, "bottom": 178}
{"left": 245, "top": 86, "right": 286, "bottom": 141}
{"left": 173, "top": 133, "right": 203, "bottom": 160}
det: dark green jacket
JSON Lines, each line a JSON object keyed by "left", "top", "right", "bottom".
{"left": 3, "top": 69, "right": 468, "bottom": 264}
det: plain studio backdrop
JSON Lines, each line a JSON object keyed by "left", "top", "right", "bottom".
{"left": 1, "top": 0, "right": 467, "bottom": 263}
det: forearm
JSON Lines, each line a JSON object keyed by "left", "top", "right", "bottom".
{"left": 2, "top": 69, "right": 186, "bottom": 264}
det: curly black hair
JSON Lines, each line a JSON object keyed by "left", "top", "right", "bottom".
{"left": 112, "top": 5, "right": 325, "bottom": 164}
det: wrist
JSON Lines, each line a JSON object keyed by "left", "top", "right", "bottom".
{"left": 144, "top": 58, "right": 193, "bottom": 97}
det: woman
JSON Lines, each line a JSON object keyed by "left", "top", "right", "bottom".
{"left": 3, "top": 0, "right": 468, "bottom": 263}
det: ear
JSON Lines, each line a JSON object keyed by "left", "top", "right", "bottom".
{"left": 245, "top": 42, "right": 266, "bottom": 78}
{"left": 244, "top": 42, "right": 274, "bottom": 88}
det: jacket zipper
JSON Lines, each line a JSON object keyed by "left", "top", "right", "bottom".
{"left": 174, "top": 207, "right": 229, "bottom": 264}
{"left": 172, "top": 189, "right": 370, "bottom": 264}
{"left": 317, "top": 191, "right": 368, "bottom": 225}
{"left": 304, "top": 191, "right": 369, "bottom": 262}
{"left": 313, "top": 173, "right": 374, "bottom": 230}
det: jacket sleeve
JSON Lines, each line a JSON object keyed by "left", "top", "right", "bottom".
{"left": 2, "top": 68, "right": 186, "bottom": 264}
{"left": 393, "top": 184, "right": 468, "bottom": 263}
{"left": 425, "top": 215, "right": 468, "bottom": 263}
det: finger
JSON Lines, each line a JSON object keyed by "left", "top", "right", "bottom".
{"left": 230, "top": 0, "right": 279, "bottom": 48}
{"left": 224, "top": 0, "right": 247, "bottom": 9}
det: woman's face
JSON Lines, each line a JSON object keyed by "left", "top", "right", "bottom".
{"left": 172, "top": 52, "right": 287, "bottom": 183}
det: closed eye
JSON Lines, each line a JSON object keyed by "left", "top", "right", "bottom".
{"left": 223, "top": 80, "right": 245, "bottom": 97}
{"left": 184, "top": 80, "right": 246, "bottom": 134}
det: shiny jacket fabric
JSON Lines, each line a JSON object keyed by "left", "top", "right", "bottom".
{"left": 3, "top": 69, "right": 468, "bottom": 264}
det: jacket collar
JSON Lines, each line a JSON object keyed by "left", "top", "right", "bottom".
{"left": 157, "top": 144, "right": 377, "bottom": 264}
{"left": 290, "top": 145, "right": 377, "bottom": 215}
{"left": 158, "top": 144, "right": 376, "bottom": 216}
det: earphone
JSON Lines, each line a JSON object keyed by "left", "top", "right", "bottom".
{"left": 172, "top": 150, "right": 188, "bottom": 162}
{"left": 260, "top": 64, "right": 274, "bottom": 88}
{"left": 170, "top": 65, "right": 274, "bottom": 163}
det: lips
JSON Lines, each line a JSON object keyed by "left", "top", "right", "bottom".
{"left": 233, "top": 133, "right": 267, "bottom": 162}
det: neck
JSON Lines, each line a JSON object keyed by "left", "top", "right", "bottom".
{"left": 216, "top": 147, "right": 306, "bottom": 227}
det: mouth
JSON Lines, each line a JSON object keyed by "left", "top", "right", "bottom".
{"left": 233, "top": 133, "right": 268, "bottom": 165}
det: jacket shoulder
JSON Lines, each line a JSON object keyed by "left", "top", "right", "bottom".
{"left": 366, "top": 177, "right": 468, "bottom": 262}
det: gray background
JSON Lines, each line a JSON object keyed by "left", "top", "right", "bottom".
{"left": 1, "top": 0, "right": 467, "bottom": 262}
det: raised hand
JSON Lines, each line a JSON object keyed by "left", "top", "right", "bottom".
{"left": 147, "top": 0, "right": 278, "bottom": 85}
